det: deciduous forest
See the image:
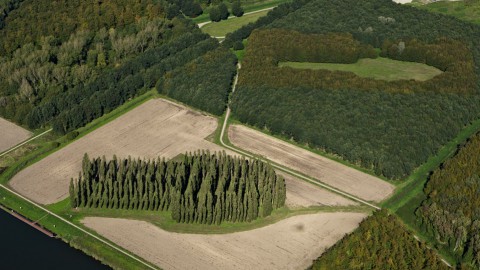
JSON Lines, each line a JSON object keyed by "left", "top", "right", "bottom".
{"left": 157, "top": 47, "right": 237, "bottom": 115}
{"left": 0, "top": 0, "right": 237, "bottom": 134}
{"left": 312, "top": 210, "right": 449, "bottom": 270}
{"left": 417, "top": 133, "right": 480, "bottom": 268}
{"left": 70, "top": 152, "right": 286, "bottom": 224}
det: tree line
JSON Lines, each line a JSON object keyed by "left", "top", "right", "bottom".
{"left": 311, "top": 210, "right": 449, "bottom": 270}
{"left": 70, "top": 151, "right": 286, "bottom": 225}
{"left": 157, "top": 47, "right": 237, "bottom": 115}
{"left": 231, "top": 0, "right": 480, "bottom": 179}
{"left": 417, "top": 132, "right": 480, "bottom": 268}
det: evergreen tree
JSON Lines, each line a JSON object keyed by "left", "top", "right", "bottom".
{"left": 231, "top": 1, "right": 244, "bottom": 17}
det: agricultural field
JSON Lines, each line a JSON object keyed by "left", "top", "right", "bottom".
{"left": 82, "top": 212, "right": 367, "bottom": 270}
{"left": 201, "top": 10, "right": 270, "bottom": 37}
{"left": 282, "top": 173, "right": 357, "bottom": 208}
{"left": 9, "top": 99, "right": 231, "bottom": 205}
{"left": 228, "top": 124, "right": 395, "bottom": 202}
{"left": 279, "top": 58, "right": 443, "bottom": 81}
{"left": 0, "top": 117, "right": 31, "bottom": 153}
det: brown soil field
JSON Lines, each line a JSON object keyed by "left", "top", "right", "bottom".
{"left": 10, "top": 99, "right": 231, "bottom": 205}
{"left": 281, "top": 172, "right": 357, "bottom": 208}
{"left": 0, "top": 117, "right": 31, "bottom": 153}
{"left": 82, "top": 212, "right": 367, "bottom": 270}
{"left": 228, "top": 125, "right": 395, "bottom": 202}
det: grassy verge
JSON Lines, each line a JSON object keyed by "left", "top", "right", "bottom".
{"left": 379, "top": 118, "right": 480, "bottom": 267}
{"left": 201, "top": 10, "right": 269, "bottom": 37}
{"left": 0, "top": 188, "right": 153, "bottom": 270}
{"left": 279, "top": 58, "right": 443, "bottom": 81}
{"left": 382, "top": 117, "right": 480, "bottom": 211}
{"left": 192, "top": 0, "right": 289, "bottom": 23}
{"left": 49, "top": 198, "right": 369, "bottom": 235}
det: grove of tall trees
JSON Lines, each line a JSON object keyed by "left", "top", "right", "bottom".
{"left": 311, "top": 210, "right": 449, "bottom": 270}
{"left": 70, "top": 152, "right": 286, "bottom": 225}
{"left": 417, "top": 133, "right": 480, "bottom": 268}
{"left": 229, "top": 0, "right": 480, "bottom": 179}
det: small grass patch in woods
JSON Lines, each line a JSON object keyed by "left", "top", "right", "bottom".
{"left": 202, "top": 10, "right": 270, "bottom": 37}
{"left": 279, "top": 57, "right": 443, "bottom": 81}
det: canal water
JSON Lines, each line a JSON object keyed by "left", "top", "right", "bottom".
{"left": 0, "top": 209, "right": 110, "bottom": 269}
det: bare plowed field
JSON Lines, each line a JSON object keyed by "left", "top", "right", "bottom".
{"left": 82, "top": 212, "right": 366, "bottom": 270}
{"left": 10, "top": 99, "right": 231, "bottom": 204}
{"left": 0, "top": 117, "right": 31, "bottom": 153}
{"left": 282, "top": 173, "right": 357, "bottom": 208}
{"left": 228, "top": 125, "right": 394, "bottom": 202}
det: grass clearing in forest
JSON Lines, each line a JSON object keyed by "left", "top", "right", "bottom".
{"left": 201, "top": 10, "right": 270, "bottom": 37}
{"left": 415, "top": 1, "right": 480, "bottom": 25}
{"left": 279, "top": 57, "right": 443, "bottom": 81}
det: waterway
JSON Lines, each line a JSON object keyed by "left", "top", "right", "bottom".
{"left": 0, "top": 209, "right": 110, "bottom": 269}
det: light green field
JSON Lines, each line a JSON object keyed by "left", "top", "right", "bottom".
{"left": 279, "top": 58, "right": 443, "bottom": 81}
{"left": 415, "top": 0, "right": 480, "bottom": 25}
{"left": 201, "top": 10, "right": 269, "bottom": 37}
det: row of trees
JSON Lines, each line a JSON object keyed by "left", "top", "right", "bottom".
{"left": 209, "top": 1, "right": 244, "bottom": 22}
{"left": 417, "top": 133, "right": 480, "bottom": 267}
{"left": 311, "top": 210, "right": 449, "bottom": 269}
{"left": 70, "top": 152, "right": 286, "bottom": 224}
{"left": 157, "top": 47, "right": 237, "bottom": 115}
{"left": 230, "top": 0, "right": 480, "bottom": 179}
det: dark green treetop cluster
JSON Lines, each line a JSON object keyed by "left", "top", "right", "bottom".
{"left": 70, "top": 151, "right": 286, "bottom": 225}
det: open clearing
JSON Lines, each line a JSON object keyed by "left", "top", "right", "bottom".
{"left": 417, "top": 1, "right": 480, "bottom": 25}
{"left": 228, "top": 125, "right": 395, "bottom": 202}
{"left": 10, "top": 99, "right": 231, "bottom": 205}
{"left": 279, "top": 57, "right": 443, "bottom": 81}
{"left": 282, "top": 172, "right": 357, "bottom": 208}
{"left": 201, "top": 10, "right": 269, "bottom": 37}
{"left": 0, "top": 117, "right": 31, "bottom": 153}
{"left": 82, "top": 212, "right": 366, "bottom": 270}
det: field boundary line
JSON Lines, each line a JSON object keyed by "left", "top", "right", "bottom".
{"left": 0, "top": 184, "right": 158, "bottom": 270}
{"left": 219, "top": 64, "right": 380, "bottom": 210}
{"left": 0, "top": 128, "right": 52, "bottom": 158}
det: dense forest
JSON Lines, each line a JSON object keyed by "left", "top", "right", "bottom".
{"left": 0, "top": 0, "right": 23, "bottom": 29}
{"left": 157, "top": 47, "right": 237, "bottom": 115}
{"left": 241, "top": 29, "right": 475, "bottom": 94}
{"left": 417, "top": 133, "right": 480, "bottom": 268}
{"left": 0, "top": 0, "right": 238, "bottom": 134}
{"left": 231, "top": 0, "right": 480, "bottom": 179}
{"left": 311, "top": 210, "right": 449, "bottom": 270}
{"left": 0, "top": 0, "right": 165, "bottom": 55}
{"left": 70, "top": 152, "right": 286, "bottom": 224}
